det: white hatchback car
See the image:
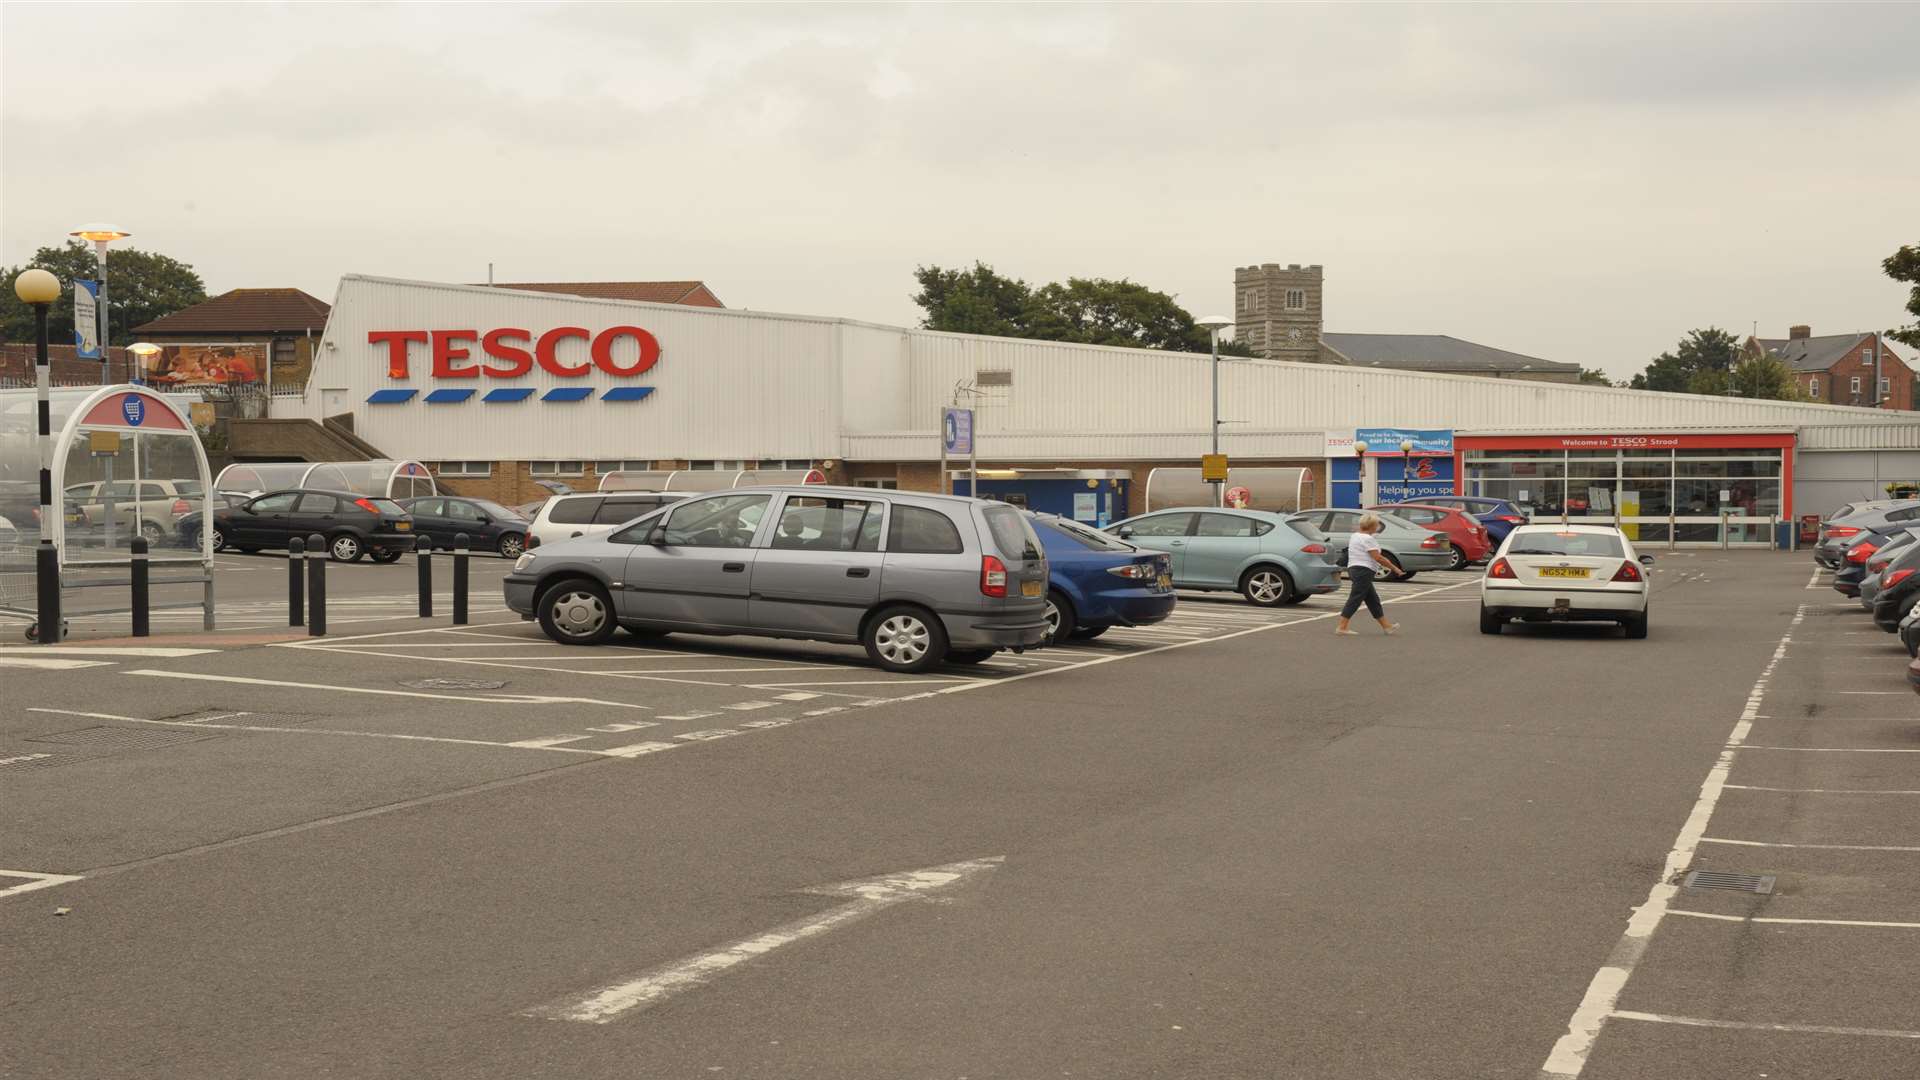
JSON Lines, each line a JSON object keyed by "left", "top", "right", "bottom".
{"left": 1480, "top": 523, "right": 1653, "bottom": 638}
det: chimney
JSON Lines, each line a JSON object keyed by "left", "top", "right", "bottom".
{"left": 1789, "top": 325, "right": 1811, "bottom": 340}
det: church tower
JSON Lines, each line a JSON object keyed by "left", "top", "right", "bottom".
{"left": 1233, "top": 263, "right": 1324, "bottom": 362}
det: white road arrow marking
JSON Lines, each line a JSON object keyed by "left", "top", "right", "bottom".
{"left": 524, "top": 856, "right": 1003, "bottom": 1024}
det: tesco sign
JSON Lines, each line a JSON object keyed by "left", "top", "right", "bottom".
{"left": 371, "top": 326, "right": 661, "bottom": 380}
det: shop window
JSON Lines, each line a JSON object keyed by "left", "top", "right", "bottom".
{"left": 757, "top": 459, "right": 812, "bottom": 470}
{"left": 432, "top": 461, "right": 492, "bottom": 478}
{"left": 853, "top": 478, "right": 899, "bottom": 490}
{"left": 594, "top": 460, "right": 653, "bottom": 472}
{"left": 530, "top": 461, "right": 585, "bottom": 477}
{"left": 687, "top": 460, "right": 745, "bottom": 471}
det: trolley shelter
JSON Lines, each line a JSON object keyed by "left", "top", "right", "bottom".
{"left": 0, "top": 386, "right": 216, "bottom": 636}
{"left": 597, "top": 468, "right": 824, "bottom": 492}
{"left": 215, "top": 459, "right": 436, "bottom": 499}
{"left": 1143, "top": 467, "right": 1315, "bottom": 514}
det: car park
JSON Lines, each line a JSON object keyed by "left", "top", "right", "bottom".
{"left": 1396, "top": 495, "right": 1531, "bottom": 544}
{"left": 1814, "top": 500, "right": 1920, "bottom": 568}
{"left": 1287, "top": 507, "right": 1451, "bottom": 580}
{"left": 525, "top": 491, "right": 691, "bottom": 550}
{"left": 1367, "top": 502, "right": 1492, "bottom": 569}
{"left": 1026, "top": 512, "right": 1175, "bottom": 644}
{"left": 1107, "top": 507, "right": 1340, "bottom": 607}
{"left": 1870, "top": 541, "right": 1920, "bottom": 632}
{"left": 504, "top": 486, "right": 1050, "bottom": 672}
{"left": 399, "top": 496, "right": 531, "bottom": 557}
{"left": 209, "top": 489, "right": 416, "bottom": 562}
{"left": 1480, "top": 523, "right": 1652, "bottom": 638}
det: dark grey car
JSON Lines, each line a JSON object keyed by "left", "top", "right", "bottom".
{"left": 501, "top": 485, "right": 1050, "bottom": 672}
{"left": 1816, "top": 500, "right": 1920, "bottom": 567}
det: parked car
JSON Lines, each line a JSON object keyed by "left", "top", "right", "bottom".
{"left": 1858, "top": 528, "right": 1920, "bottom": 608}
{"left": 1870, "top": 540, "right": 1920, "bottom": 632}
{"left": 399, "top": 496, "right": 530, "bottom": 557}
{"left": 1815, "top": 500, "right": 1920, "bottom": 568}
{"left": 1106, "top": 507, "right": 1340, "bottom": 606}
{"left": 1900, "top": 604, "right": 1919, "bottom": 659}
{"left": 1833, "top": 529, "right": 1898, "bottom": 598}
{"left": 1287, "top": 507, "right": 1452, "bottom": 580}
{"left": 176, "top": 493, "right": 248, "bottom": 551}
{"left": 209, "top": 489, "right": 415, "bottom": 562}
{"left": 525, "top": 492, "right": 692, "bottom": 550}
{"left": 505, "top": 486, "right": 1050, "bottom": 672}
{"left": 1480, "top": 523, "right": 1652, "bottom": 638}
{"left": 1387, "top": 495, "right": 1530, "bottom": 545}
{"left": 64, "top": 478, "right": 207, "bottom": 546}
{"left": 1368, "top": 502, "right": 1493, "bottom": 569}
{"left": 1025, "top": 512, "right": 1174, "bottom": 644}
{"left": 0, "top": 479, "right": 88, "bottom": 537}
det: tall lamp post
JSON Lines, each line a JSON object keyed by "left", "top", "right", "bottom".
{"left": 1400, "top": 438, "right": 1415, "bottom": 502}
{"left": 69, "top": 223, "right": 131, "bottom": 381}
{"left": 1197, "top": 314, "right": 1234, "bottom": 506}
{"left": 1353, "top": 440, "right": 1371, "bottom": 505}
{"left": 128, "top": 342, "right": 161, "bottom": 387}
{"left": 14, "top": 269, "right": 64, "bottom": 644}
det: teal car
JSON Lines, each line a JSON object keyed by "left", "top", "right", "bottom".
{"left": 1106, "top": 508, "right": 1342, "bottom": 607}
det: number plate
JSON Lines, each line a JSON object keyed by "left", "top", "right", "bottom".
{"left": 1538, "top": 566, "right": 1588, "bottom": 578}
{"left": 395, "top": 522, "right": 411, "bottom": 531}
{"left": 1157, "top": 573, "right": 1173, "bottom": 590}
{"left": 1021, "top": 579, "right": 1043, "bottom": 597}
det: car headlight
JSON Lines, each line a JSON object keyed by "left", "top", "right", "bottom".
{"left": 512, "top": 552, "right": 537, "bottom": 573}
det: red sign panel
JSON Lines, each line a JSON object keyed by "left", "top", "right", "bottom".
{"left": 1455, "top": 432, "right": 1795, "bottom": 451}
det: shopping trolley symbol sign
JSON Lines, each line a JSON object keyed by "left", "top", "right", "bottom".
{"left": 121, "top": 396, "right": 146, "bottom": 426}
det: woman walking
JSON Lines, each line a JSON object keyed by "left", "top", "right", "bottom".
{"left": 1336, "top": 513, "right": 1402, "bottom": 636}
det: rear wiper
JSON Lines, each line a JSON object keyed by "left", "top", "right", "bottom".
{"left": 1506, "top": 548, "right": 1560, "bottom": 555}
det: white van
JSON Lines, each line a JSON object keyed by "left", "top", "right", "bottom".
{"left": 525, "top": 492, "right": 691, "bottom": 550}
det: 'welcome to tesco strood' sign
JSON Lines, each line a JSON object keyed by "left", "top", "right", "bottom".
{"left": 371, "top": 326, "right": 661, "bottom": 380}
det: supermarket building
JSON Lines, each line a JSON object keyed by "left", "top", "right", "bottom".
{"left": 265, "top": 275, "right": 1920, "bottom": 547}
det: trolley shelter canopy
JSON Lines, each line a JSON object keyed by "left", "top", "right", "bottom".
{"left": 1143, "top": 467, "right": 1315, "bottom": 513}
{"left": 0, "top": 386, "right": 215, "bottom": 565}
{"left": 598, "top": 468, "right": 825, "bottom": 492}
{"left": 215, "top": 459, "right": 436, "bottom": 499}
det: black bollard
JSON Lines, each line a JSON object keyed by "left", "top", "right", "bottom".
{"left": 306, "top": 533, "right": 327, "bottom": 637}
{"left": 416, "top": 534, "right": 433, "bottom": 618}
{"left": 131, "top": 536, "right": 150, "bottom": 638}
{"left": 288, "top": 536, "right": 305, "bottom": 627}
{"left": 35, "top": 541, "right": 60, "bottom": 645}
{"left": 452, "top": 532, "right": 470, "bottom": 626}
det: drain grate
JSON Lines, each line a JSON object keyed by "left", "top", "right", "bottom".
{"left": 403, "top": 677, "right": 508, "bottom": 691}
{"left": 27, "top": 726, "right": 224, "bottom": 752}
{"left": 1682, "top": 870, "right": 1776, "bottom": 895}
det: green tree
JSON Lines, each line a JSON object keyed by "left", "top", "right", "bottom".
{"left": 0, "top": 240, "right": 207, "bottom": 347}
{"left": 1686, "top": 352, "right": 1809, "bottom": 401}
{"left": 1579, "top": 368, "right": 1615, "bottom": 387}
{"left": 1883, "top": 243, "right": 1920, "bottom": 349}
{"left": 912, "top": 262, "right": 1254, "bottom": 356}
{"left": 1629, "top": 327, "right": 1741, "bottom": 391}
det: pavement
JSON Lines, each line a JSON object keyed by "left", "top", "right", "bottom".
{"left": 2, "top": 549, "right": 1915, "bottom": 1079}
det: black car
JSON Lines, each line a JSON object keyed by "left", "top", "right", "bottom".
{"left": 211, "top": 489, "right": 415, "bottom": 562}
{"left": 1833, "top": 528, "right": 1897, "bottom": 598}
{"left": 1871, "top": 542, "right": 1920, "bottom": 632}
{"left": 176, "top": 492, "right": 247, "bottom": 551}
{"left": 398, "top": 496, "right": 530, "bottom": 557}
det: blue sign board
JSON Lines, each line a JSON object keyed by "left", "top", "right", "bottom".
{"left": 1355, "top": 427, "right": 1452, "bottom": 456}
{"left": 73, "top": 280, "right": 102, "bottom": 360}
{"left": 121, "top": 395, "right": 146, "bottom": 426}
{"left": 942, "top": 407, "right": 974, "bottom": 455}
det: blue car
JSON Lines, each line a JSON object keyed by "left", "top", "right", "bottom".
{"left": 1026, "top": 512, "right": 1176, "bottom": 643}
{"left": 1396, "top": 495, "right": 1531, "bottom": 544}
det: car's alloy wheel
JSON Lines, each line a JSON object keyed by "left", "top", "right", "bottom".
{"left": 499, "top": 533, "right": 525, "bottom": 558}
{"left": 547, "top": 588, "right": 609, "bottom": 641}
{"left": 1241, "top": 567, "right": 1294, "bottom": 606}
{"left": 1448, "top": 544, "right": 1469, "bottom": 571}
{"left": 330, "top": 534, "right": 362, "bottom": 562}
{"left": 1043, "top": 591, "right": 1075, "bottom": 644}
{"left": 139, "top": 521, "right": 166, "bottom": 547}
{"left": 209, "top": 527, "right": 225, "bottom": 551}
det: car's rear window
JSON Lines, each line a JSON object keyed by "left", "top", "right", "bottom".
{"left": 1506, "top": 531, "right": 1626, "bottom": 557}
{"left": 982, "top": 505, "right": 1042, "bottom": 560}
{"left": 1285, "top": 518, "right": 1328, "bottom": 543}
{"left": 889, "top": 506, "right": 964, "bottom": 555}
{"left": 1040, "top": 515, "right": 1133, "bottom": 552}
{"left": 174, "top": 480, "right": 205, "bottom": 496}
{"left": 546, "top": 496, "right": 603, "bottom": 525}
{"left": 594, "top": 497, "right": 662, "bottom": 525}
{"left": 368, "top": 498, "right": 406, "bottom": 515}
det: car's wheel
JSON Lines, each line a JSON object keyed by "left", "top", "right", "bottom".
{"left": 498, "top": 532, "right": 525, "bottom": 559}
{"left": 863, "top": 605, "right": 948, "bottom": 673}
{"left": 1240, "top": 565, "right": 1296, "bottom": 607}
{"left": 328, "top": 533, "right": 364, "bottom": 562}
{"left": 537, "top": 579, "right": 617, "bottom": 645}
{"left": 208, "top": 526, "right": 225, "bottom": 551}
{"left": 139, "top": 521, "right": 166, "bottom": 547}
{"left": 1479, "top": 606, "right": 1504, "bottom": 635}
{"left": 1068, "top": 624, "right": 1110, "bottom": 640}
{"left": 946, "top": 648, "right": 998, "bottom": 665}
{"left": 369, "top": 549, "right": 403, "bottom": 564}
{"left": 1623, "top": 611, "right": 1649, "bottom": 639}
{"left": 1447, "top": 544, "right": 1469, "bottom": 571}
{"left": 1043, "top": 590, "right": 1076, "bottom": 645}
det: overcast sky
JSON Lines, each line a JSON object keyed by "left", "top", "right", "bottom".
{"left": 3, "top": 2, "right": 1915, "bottom": 380}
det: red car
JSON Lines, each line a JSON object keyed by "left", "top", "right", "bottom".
{"left": 1369, "top": 503, "right": 1493, "bottom": 569}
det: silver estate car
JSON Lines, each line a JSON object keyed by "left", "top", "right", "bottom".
{"left": 1289, "top": 507, "right": 1454, "bottom": 580}
{"left": 503, "top": 485, "right": 1050, "bottom": 673}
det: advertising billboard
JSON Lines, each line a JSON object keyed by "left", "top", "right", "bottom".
{"left": 144, "top": 343, "right": 267, "bottom": 385}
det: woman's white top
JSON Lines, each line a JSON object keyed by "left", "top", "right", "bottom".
{"left": 1347, "top": 531, "right": 1383, "bottom": 573}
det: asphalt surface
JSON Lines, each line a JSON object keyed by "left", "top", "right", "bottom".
{"left": 2, "top": 550, "right": 1914, "bottom": 1079}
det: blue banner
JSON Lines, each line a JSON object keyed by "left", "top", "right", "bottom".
{"left": 73, "top": 280, "right": 101, "bottom": 360}
{"left": 1355, "top": 427, "right": 1452, "bottom": 456}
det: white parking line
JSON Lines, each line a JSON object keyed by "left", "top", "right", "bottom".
{"left": 0, "top": 646, "right": 218, "bottom": 657}
{"left": 1610, "top": 1010, "right": 1920, "bottom": 1040}
{"left": 1742, "top": 746, "right": 1920, "bottom": 754}
{"left": 118, "top": 670, "right": 654, "bottom": 709}
{"left": 1724, "top": 784, "right": 1920, "bottom": 795}
{"left": 0, "top": 870, "right": 84, "bottom": 900}
{"left": 28, "top": 707, "right": 610, "bottom": 757}
{"left": 1668, "top": 909, "right": 1920, "bottom": 929}
{"left": 0, "top": 657, "right": 117, "bottom": 670}
{"left": 1701, "top": 837, "right": 1920, "bottom": 852}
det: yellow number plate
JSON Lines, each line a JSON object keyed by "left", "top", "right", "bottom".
{"left": 1157, "top": 573, "right": 1173, "bottom": 589}
{"left": 395, "top": 522, "right": 411, "bottom": 530}
{"left": 1538, "top": 566, "right": 1588, "bottom": 578}
{"left": 1021, "top": 579, "right": 1043, "bottom": 597}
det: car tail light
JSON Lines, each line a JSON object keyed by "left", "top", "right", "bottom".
{"left": 1300, "top": 542, "right": 1328, "bottom": 554}
{"left": 980, "top": 555, "right": 1008, "bottom": 597}
{"left": 1488, "top": 557, "right": 1515, "bottom": 579}
{"left": 1828, "top": 525, "right": 1862, "bottom": 539}
{"left": 525, "top": 533, "right": 540, "bottom": 550}
{"left": 1847, "top": 541, "right": 1878, "bottom": 565}
{"left": 1106, "top": 562, "right": 1158, "bottom": 579}
{"left": 1496, "top": 515, "right": 1524, "bottom": 525}
{"left": 1611, "top": 561, "right": 1643, "bottom": 582}
{"left": 171, "top": 499, "right": 189, "bottom": 516}
{"left": 1421, "top": 534, "right": 1445, "bottom": 548}
{"left": 353, "top": 498, "right": 381, "bottom": 514}
{"left": 1888, "top": 569, "right": 1916, "bottom": 589}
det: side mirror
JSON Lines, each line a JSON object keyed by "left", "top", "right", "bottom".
{"left": 1639, "top": 554, "right": 1655, "bottom": 566}
{"left": 1116, "top": 527, "right": 1134, "bottom": 539}
{"left": 648, "top": 526, "right": 668, "bottom": 546}
{"left": 476, "top": 515, "right": 491, "bottom": 525}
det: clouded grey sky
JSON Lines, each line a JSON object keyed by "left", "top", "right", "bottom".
{"left": 4, "top": 2, "right": 1915, "bottom": 379}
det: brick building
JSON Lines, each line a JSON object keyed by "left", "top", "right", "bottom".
{"left": 133, "top": 287, "right": 332, "bottom": 390}
{"left": 1745, "top": 326, "right": 1915, "bottom": 411}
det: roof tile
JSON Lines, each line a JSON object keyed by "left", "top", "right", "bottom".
{"left": 134, "top": 288, "right": 331, "bottom": 335}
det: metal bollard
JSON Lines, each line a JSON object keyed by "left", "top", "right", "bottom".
{"left": 306, "top": 533, "right": 327, "bottom": 637}
{"left": 288, "top": 536, "right": 305, "bottom": 627}
{"left": 452, "top": 532, "right": 470, "bottom": 625}
{"left": 131, "top": 536, "right": 150, "bottom": 638}
{"left": 35, "top": 541, "right": 61, "bottom": 645}
{"left": 416, "top": 534, "right": 433, "bottom": 618}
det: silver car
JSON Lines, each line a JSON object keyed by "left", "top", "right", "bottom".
{"left": 503, "top": 485, "right": 1049, "bottom": 672}
{"left": 1105, "top": 507, "right": 1341, "bottom": 606}
{"left": 1287, "top": 507, "right": 1453, "bottom": 579}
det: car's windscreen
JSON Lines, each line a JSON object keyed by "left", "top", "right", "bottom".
{"left": 1040, "top": 515, "right": 1133, "bottom": 552}
{"left": 982, "top": 505, "right": 1042, "bottom": 561}
{"left": 1506, "top": 531, "right": 1626, "bottom": 557}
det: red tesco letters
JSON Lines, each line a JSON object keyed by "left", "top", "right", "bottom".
{"left": 371, "top": 325, "right": 662, "bottom": 381}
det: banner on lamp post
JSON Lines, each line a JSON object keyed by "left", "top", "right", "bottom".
{"left": 73, "top": 280, "right": 102, "bottom": 360}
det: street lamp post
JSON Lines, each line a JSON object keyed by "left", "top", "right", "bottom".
{"left": 1400, "top": 438, "right": 1415, "bottom": 502}
{"left": 69, "top": 223, "right": 131, "bottom": 381}
{"left": 1353, "top": 440, "right": 1371, "bottom": 506}
{"left": 14, "top": 268, "right": 64, "bottom": 644}
{"left": 1197, "top": 315, "right": 1234, "bottom": 507}
{"left": 128, "top": 342, "right": 161, "bottom": 387}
